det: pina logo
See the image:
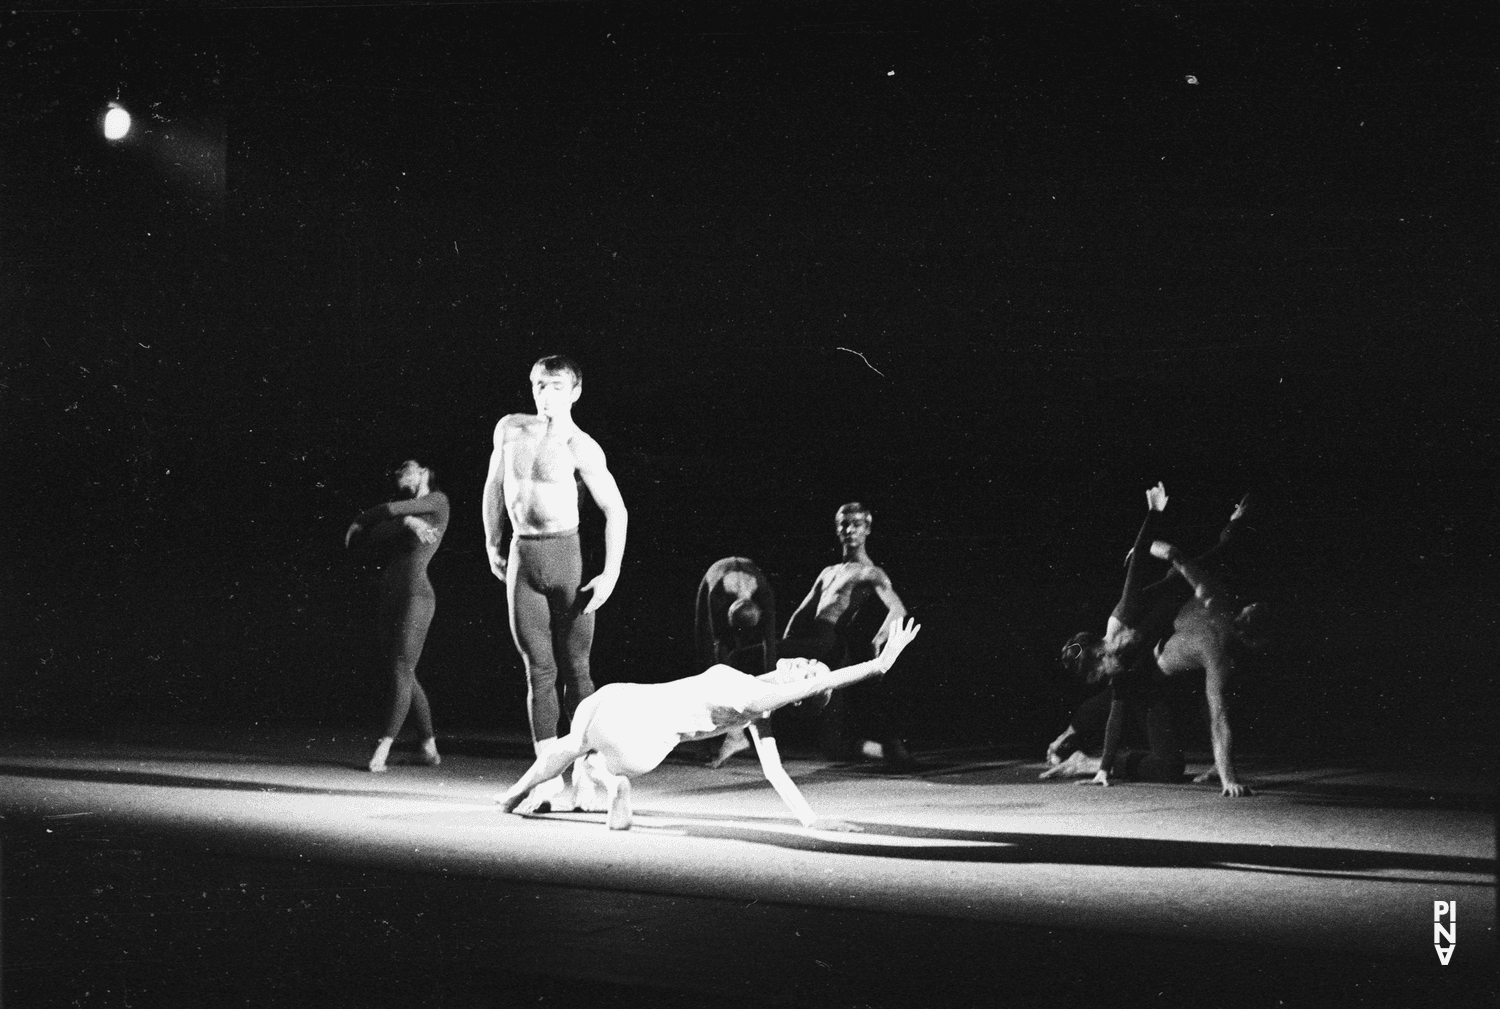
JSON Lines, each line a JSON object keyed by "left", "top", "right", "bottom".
{"left": 1433, "top": 901, "right": 1456, "bottom": 965}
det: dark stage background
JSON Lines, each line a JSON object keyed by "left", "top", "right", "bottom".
{"left": 4, "top": 2, "right": 1494, "bottom": 765}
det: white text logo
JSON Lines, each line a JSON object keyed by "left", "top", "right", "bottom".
{"left": 1433, "top": 900, "right": 1456, "bottom": 965}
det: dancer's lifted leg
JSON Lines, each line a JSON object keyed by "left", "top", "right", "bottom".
{"left": 497, "top": 619, "right": 922, "bottom": 830}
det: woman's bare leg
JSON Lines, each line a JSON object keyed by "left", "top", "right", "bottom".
{"left": 585, "top": 752, "right": 633, "bottom": 830}
{"left": 497, "top": 735, "right": 589, "bottom": 813}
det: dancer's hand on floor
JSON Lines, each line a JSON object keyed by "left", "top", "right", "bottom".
{"left": 1040, "top": 751, "right": 1098, "bottom": 779}
{"left": 1220, "top": 781, "right": 1253, "bottom": 798}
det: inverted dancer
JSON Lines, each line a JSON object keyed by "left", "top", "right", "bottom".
{"left": 695, "top": 556, "right": 779, "bottom": 767}
{"left": 482, "top": 355, "right": 628, "bottom": 813}
{"left": 497, "top": 618, "right": 921, "bottom": 830}
{"left": 344, "top": 459, "right": 450, "bottom": 773}
{"left": 1044, "top": 484, "right": 1260, "bottom": 797}
{"left": 782, "top": 502, "right": 914, "bottom": 768}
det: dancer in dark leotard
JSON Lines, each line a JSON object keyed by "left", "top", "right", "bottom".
{"left": 695, "top": 556, "right": 778, "bottom": 765}
{"left": 345, "top": 459, "right": 450, "bottom": 773}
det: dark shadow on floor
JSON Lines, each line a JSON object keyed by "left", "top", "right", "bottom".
{"left": 793, "top": 761, "right": 1497, "bottom": 812}
{"left": 584, "top": 809, "right": 1496, "bottom": 882}
{"left": 0, "top": 763, "right": 486, "bottom": 804}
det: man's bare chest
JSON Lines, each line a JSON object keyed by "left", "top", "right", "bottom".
{"left": 506, "top": 433, "right": 577, "bottom": 483}
{"left": 824, "top": 564, "right": 878, "bottom": 599}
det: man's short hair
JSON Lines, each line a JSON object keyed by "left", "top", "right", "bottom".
{"left": 836, "top": 501, "right": 872, "bottom": 523}
{"left": 532, "top": 355, "right": 582, "bottom": 386}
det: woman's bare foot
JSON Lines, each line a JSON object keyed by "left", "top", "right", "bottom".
{"left": 368, "top": 737, "right": 394, "bottom": 773}
{"left": 513, "top": 775, "right": 567, "bottom": 814}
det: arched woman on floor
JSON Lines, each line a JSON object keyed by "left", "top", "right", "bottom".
{"left": 345, "top": 459, "right": 450, "bottom": 772}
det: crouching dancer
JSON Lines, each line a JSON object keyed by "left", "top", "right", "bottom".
{"left": 497, "top": 619, "right": 922, "bottom": 830}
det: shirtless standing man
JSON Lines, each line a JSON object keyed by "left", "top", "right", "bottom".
{"left": 482, "top": 355, "right": 628, "bottom": 812}
{"left": 782, "top": 502, "right": 913, "bottom": 767}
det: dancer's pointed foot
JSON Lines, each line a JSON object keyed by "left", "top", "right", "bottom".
{"left": 514, "top": 775, "right": 566, "bottom": 814}
{"left": 413, "top": 738, "right": 441, "bottom": 767}
{"left": 367, "top": 737, "right": 394, "bottom": 773}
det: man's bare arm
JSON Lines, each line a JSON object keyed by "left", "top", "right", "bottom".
{"left": 782, "top": 573, "right": 826, "bottom": 641}
{"left": 574, "top": 434, "right": 628, "bottom": 613}
{"left": 1202, "top": 645, "right": 1250, "bottom": 797}
{"left": 870, "top": 569, "right": 909, "bottom": 648}
{"left": 481, "top": 418, "right": 510, "bottom": 581}
{"left": 1150, "top": 541, "right": 1232, "bottom": 615}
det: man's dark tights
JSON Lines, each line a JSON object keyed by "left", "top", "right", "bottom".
{"left": 508, "top": 532, "right": 596, "bottom": 742}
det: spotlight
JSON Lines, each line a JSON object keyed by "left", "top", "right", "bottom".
{"left": 103, "top": 104, "right": 132, "bottom": 140}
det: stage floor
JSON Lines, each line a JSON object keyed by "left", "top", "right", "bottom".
{"left": 2, "top": 727, "right": 1493, "bottom": 1006}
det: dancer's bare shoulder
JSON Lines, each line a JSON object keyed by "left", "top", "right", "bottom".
{"left": 495, "top": 412, "right": 547, "bottom": 441}
{"left": 493, "top": 413, "right": 534, "bottom": 448}
{"left": 565, "top": 426, "right": 607, "bottom": 465}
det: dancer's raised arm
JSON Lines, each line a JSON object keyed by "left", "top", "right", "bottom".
{"left": 747, "top": 619, "right": 920, "bottom": 715}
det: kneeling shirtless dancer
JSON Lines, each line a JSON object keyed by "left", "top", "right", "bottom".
{"left": 497, "top": 619, "right": 922, "bottom": 830}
